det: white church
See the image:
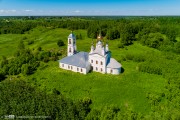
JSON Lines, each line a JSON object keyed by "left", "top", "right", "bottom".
{"left": 59, "top": 32, "right": 122, "bottom": 75}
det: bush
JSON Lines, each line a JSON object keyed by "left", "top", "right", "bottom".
{"left": 138, "top": 62, "right": 163, "bottom": 75}
{"left": 125, "top": 54, "right": 134, "bottom": 61}
{"left": 139, "top": 33, "right": 166, "bottom": 49}
{"left": 52, "top": 88, "right": 61, "bottom": 95}
{"left": 27, "top": 40, "right": 34, "bottom": 45}
{"left": 119, "top": 56, "right": 126, "bottom": 62}
{"left": 22, "top": 36, "right": 28, "bottom": 40}
{"left": 118, "top": 42, "right": 124, "bottom": 48}
{"left": 176, "top": 56, "right": 180, "bottom": 63}
{"left": 0, "top": 70, "right": 5, "bottom": 81}
{"left": 57, "top": 40, "right": 65, "bottom": 47}
{"left": 76, "top": 33, "right": 83, "bottom": 40}
{"left": 37, "top": 46, "right": 42, "bottom": 51}
{"left": 175, "top": 41, "right": 180, "bottom": 53}
{"left": 21, "top": 64, "right": 32, "bottom": 75}
{"left": 133, "top": 54, "right": 146, "bottom": 62}
{"left": 18, "top": 40, "right": 25, "bottom": 50}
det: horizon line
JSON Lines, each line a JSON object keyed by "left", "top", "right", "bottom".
{"left": 0, "top": 15, "right": 180, "bottom": 17}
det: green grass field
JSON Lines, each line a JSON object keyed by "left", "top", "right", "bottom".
{"left": 0, "top": 27, "right": 167, "bottom": 114}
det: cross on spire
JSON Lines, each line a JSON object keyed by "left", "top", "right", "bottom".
{"left": 97, "top": 31, "right": 103, "bottom": 40}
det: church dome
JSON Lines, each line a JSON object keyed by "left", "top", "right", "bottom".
{"left": 68, "top": 32, "right": 76, "bottom": 39}
{"left": 97, "top": 33, "right": 103, "bottom": 40}
{"left": 98, "top": 40, "right": 102, "bottom": 45}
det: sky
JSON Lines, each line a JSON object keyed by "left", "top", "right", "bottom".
{"left": 0, "top": 0, "right": 180, "bottom": 16}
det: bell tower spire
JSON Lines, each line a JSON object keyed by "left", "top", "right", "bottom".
{"left": 90, "top": 38, "right": 94, "bottom": 53}
{"left": 67, "top": 31, "right": 77, "bottom": 56}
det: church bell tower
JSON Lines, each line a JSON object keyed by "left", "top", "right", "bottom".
{"left": 67, "top": 31, "right": 77, "bottom": 56}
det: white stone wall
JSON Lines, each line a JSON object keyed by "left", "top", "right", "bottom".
{"left": 89, "top": 54, "right": 106, "bottom": 74}
{"left": 107, "top": 67, "right": 111, "bottom": 74}
{"left": 107, "top": 67, "right": 121, "bottom": 75}
{"left": 113, "top": 68, "right": 121, "bottom": 75}
{"left": 59, "top": 63, "right": 88, "bottom": 74}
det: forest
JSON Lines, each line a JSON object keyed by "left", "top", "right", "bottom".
{"left": 0, "top": 16, "right": 180, "bottom": 119}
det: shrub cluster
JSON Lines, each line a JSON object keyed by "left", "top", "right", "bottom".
{"left": 0, "top": 80, "right": 91, "bottom": 120}
{"left": 0, "top": 41, "right": 62, "bottom": 79}
{"left": 138, "top": 62, "right": 163, "bottom": 75}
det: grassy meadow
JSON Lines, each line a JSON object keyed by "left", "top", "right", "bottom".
{"left": 1, "top": 27, "right": 167, "bottom": 114}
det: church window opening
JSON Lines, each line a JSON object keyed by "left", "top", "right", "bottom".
{"left": 69, "top": 48, "right": 71, "bottom": 52}
{"left": 69, "top": 39, "right": 71, "bottom": 44}
{"left": 62, "top": 64, "right": 64, "bottom": 68}
{"left": 91, "top": 60, "right": 93, "bottom": 63}
{"left": 111, "top": 69, "right": 113, "bottom": 73}
{"left": 101, "top": 61, "right": 103, "bottom": 65}
{"left": 96, "top": 61, "right": 98, "bottom": 64}
{"left": 101, "top": 68, "right": 103, "bottom": 72}
{"left": 81, "top": 68, "right": 83, "bottom": 72}
{"left": 96, "top": 67, "right": 98, "bottom": 71}
{"left": 68, "top": 65, "right": 70, "bottom": 69}
{"left": 71, "top": 66, "right": 73, "bottom": 70}
{"left": 77, "top": 68, "right": 79, "bottom": 71}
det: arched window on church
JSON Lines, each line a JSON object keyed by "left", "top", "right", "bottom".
{"left": 69, "top": 48, "right": 71, "bottom": 52}
{"left": 96, "top": 67, "right": 98, "bottom": 71}
{"left": 111, "top": 69, "right": 113, "bottom": 73}
{"left": 101, "top": 61, "right": 103, "bottom": 65}
{"left": 69, "top": 39, "right": 71, "bottom": 44}
{"left": 91, "top": 60, "right": 93, "bottom": 63}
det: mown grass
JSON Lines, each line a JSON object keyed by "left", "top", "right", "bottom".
{"left": 0, "top": 27, "right": 167, "bottom": 114}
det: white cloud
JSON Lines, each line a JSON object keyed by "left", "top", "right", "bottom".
{"left": 72, "top": 10, "right": 81, "bottom": 13}
{"left": 0, "top": 9, "right": 16, "bottom": 14}
{"left": 24, "top": 10, "right": 33, "bottom": 12}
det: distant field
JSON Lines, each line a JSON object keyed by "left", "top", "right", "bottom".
{"left": 0, "top": 27, "right": 167, "bottom": 114}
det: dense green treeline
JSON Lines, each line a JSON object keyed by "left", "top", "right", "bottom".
{"left": 1, "top": 16, "right": 180, "bottom": 54}
{"left": 0, "top": 16, "right": 180, "bottom": 38}
{"left": 0, "top": 80, "right": 91, "bottom": 120}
